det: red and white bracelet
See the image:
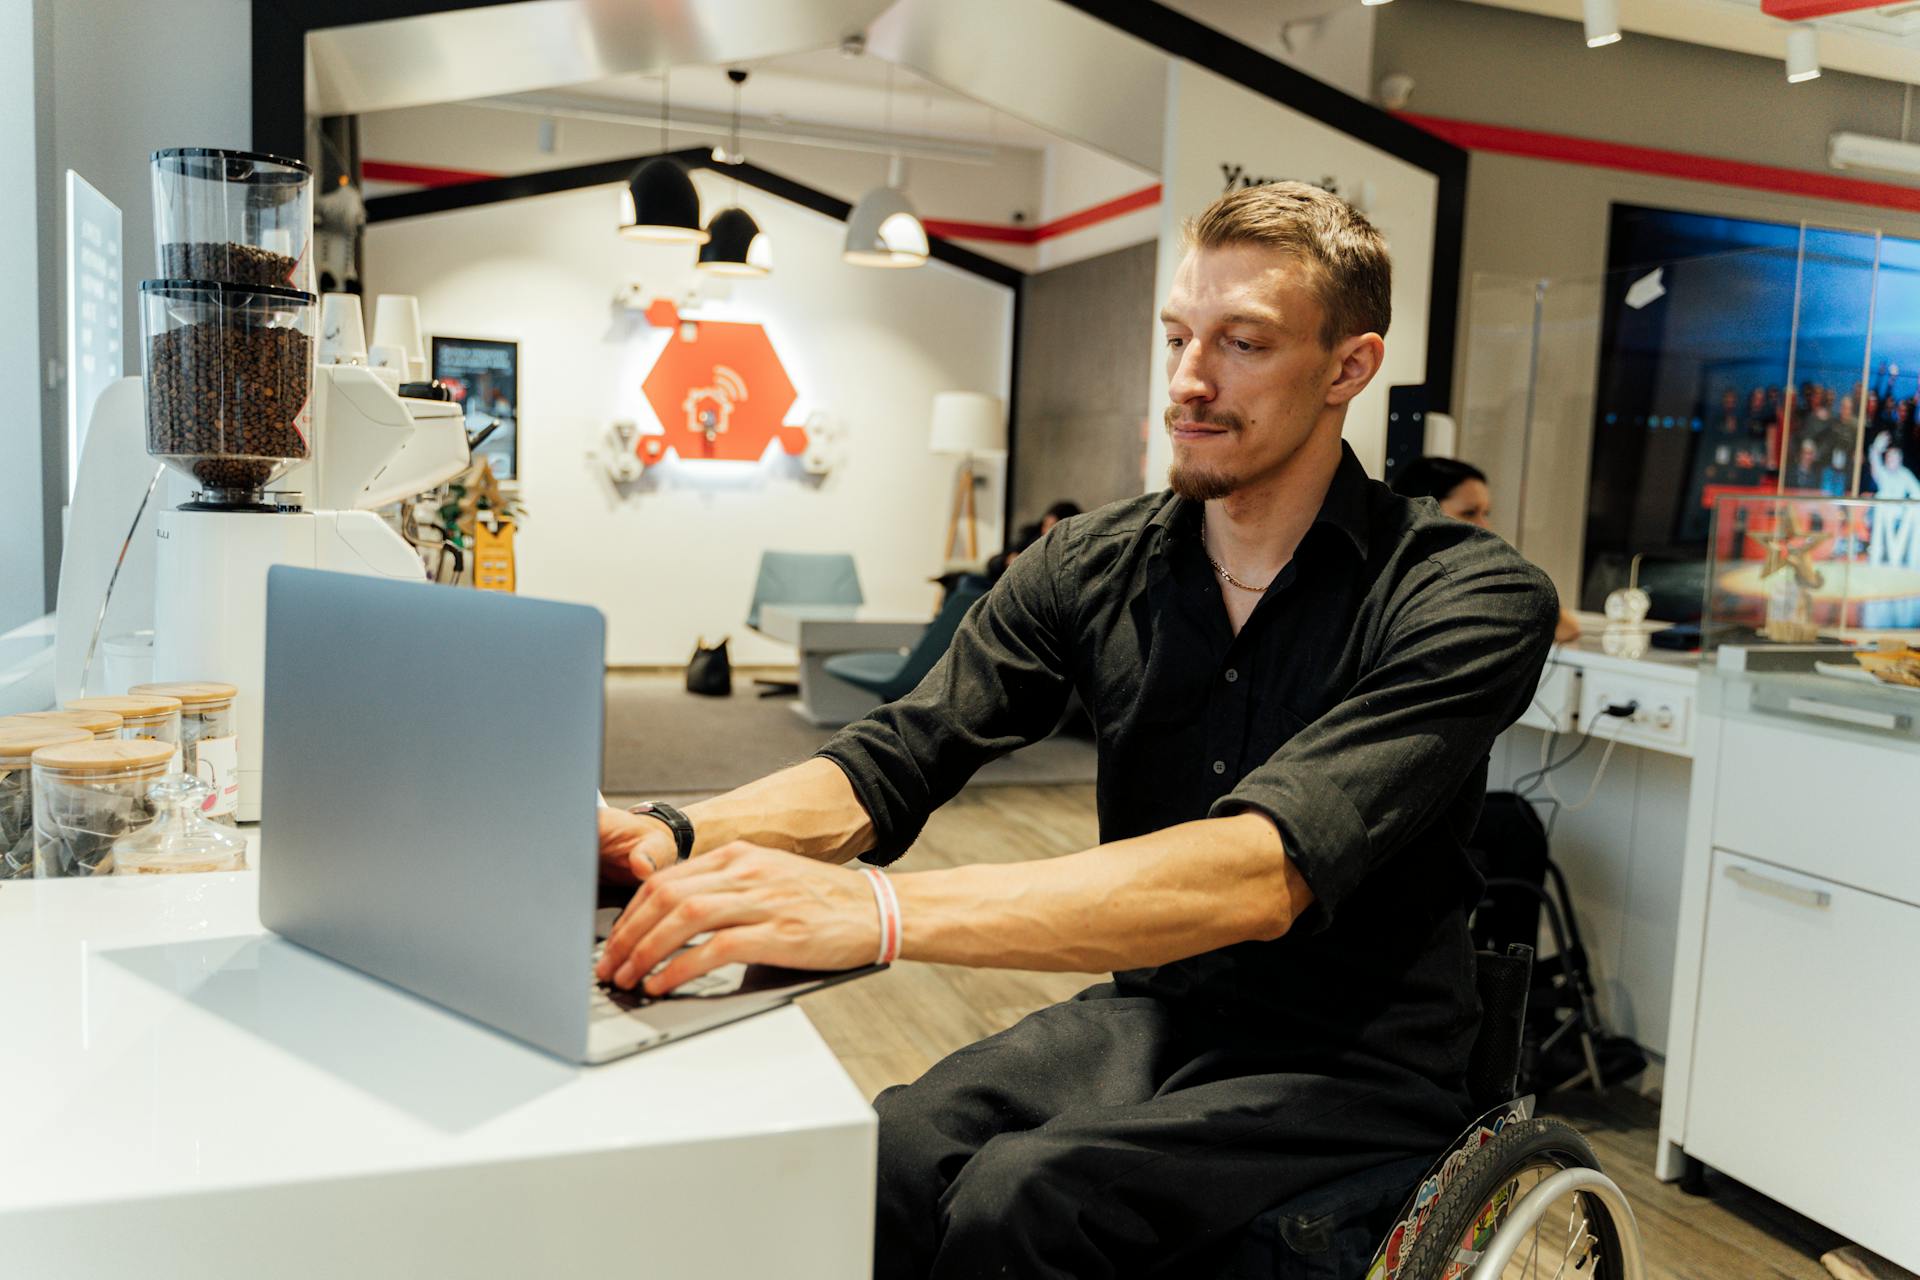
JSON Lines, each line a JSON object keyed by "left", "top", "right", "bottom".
{"left": 860, "top": 866, "right": 902, "bottom": 966}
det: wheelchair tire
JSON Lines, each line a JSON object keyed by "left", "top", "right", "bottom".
{"left": 1397, "top": 1117, "right": 1626, "bottom": 1280}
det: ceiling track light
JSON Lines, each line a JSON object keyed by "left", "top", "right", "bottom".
{"left": 1583, "top": 0, "right": 1622, "bottom": 48}
{"left": 619, "top": 67, "right": 707, "bottom": 244}
{"left": 1786, "top": 27, "right": 1821, "bottom": 83}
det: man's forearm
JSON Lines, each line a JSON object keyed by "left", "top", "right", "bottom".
{"left": 683, "top": 757, "right": 875, "bottom": 863}
{"left": 887, "top": 812, "right": 1315, "bottom": 972}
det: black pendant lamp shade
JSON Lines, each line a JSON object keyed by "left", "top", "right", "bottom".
{"left": 621, "top": 157, "right": 708, "bottom": 245}
{"left": 698, "top": 207, "right": 771, "bottom": 276}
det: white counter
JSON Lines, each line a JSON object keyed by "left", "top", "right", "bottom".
{"left": 0, "top": 866, "right": 877, "bottom": 1278}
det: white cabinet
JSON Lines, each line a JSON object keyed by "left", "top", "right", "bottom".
{"left": 1685, "top": 850, "right": 1920, "bottom": 1266}
{"left": 1660, "top": 665, "right": 1920, "bottom": 1272}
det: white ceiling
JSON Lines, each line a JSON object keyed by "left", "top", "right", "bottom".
{"left": 1461, "top": 0, "right": 1920, "bottom": 84}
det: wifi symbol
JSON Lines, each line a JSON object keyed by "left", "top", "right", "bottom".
{"left": 713, "top": 365, "right": 749, "bottom": 403}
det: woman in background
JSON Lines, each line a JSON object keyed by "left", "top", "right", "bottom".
{"left": 1393, "top": 457, "right": 1581, "bottom": 644}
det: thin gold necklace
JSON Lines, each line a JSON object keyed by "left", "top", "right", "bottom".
{"left": 1200, "top": 516, "right": 1272, "bottom": 593}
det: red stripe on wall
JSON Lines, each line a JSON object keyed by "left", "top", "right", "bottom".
{"left": 362, "top": 160, "right": 500, "bottom": 187}
{"left": 925, "top": 184, "right": 1163, "bottom": 245}
{"left": 1398, "top": 112, "right": 1920, "bottom": 215}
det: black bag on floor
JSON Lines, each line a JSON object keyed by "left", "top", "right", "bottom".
{"left": 686, "top": 636, "right": 732, "bottom": 696}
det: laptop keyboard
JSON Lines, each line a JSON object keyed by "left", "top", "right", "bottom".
{"left": 589, "top": 933, "right": 749, "bottom": 1020}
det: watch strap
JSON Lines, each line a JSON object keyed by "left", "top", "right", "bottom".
{"left": 627, "top": 800, "right": 695, "bottom": 863}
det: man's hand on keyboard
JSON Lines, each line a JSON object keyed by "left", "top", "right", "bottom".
{"left": 597, "top": 807, "right": 678, "bottom": 887}
{"left": 594, "top": 841, "right": 882, "bottom": 994}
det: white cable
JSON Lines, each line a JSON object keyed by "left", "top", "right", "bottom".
{"left": 1542, "top": 712, "right": 1631, "bottom": 812}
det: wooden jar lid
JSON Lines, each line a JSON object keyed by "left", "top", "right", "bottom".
{"left": 67, "top": 694, "right": 184, "bottom": 717}
{"left": 30, "top": 739, "right": 177, "bottom": 773}
{"left": 0, "top": 724, "right": 92, "bottom": 761}
{"left": 14, "top": 708, "right": 125, "bottom": 735}
{"left": 129, "top": 681, "right": 238, "bottom": 706}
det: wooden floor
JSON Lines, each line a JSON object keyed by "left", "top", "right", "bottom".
{"left": 631, "top": 782, "right": 1847, "bottom": 1279}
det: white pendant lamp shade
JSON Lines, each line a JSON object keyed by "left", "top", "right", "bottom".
{"left": 698, "top": 206, "right": 772, "bottom": 276}
{"left": 929, "top": 392, "right": 1007, "bottom": 456}
{"left": 1583, "top": 0, "right": 1621, "bottom": 47}
{"left": 1786, "top": 27, "right": 1821, "bottom": 83}
{"left": 844, "top": 186, "right": 928, "bottom": 268}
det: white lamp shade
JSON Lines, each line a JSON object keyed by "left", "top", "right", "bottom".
{"left": 844, "top": 186, "right": 929, "bottom": 267}
{"left": 930, "top": 392, "right": 1007, "bottom": 456}
{"left": 371, "top": 294, "right": 426, "bottom": 370}
{"left": 318, "top": 292, "right": 367, "bottom": 365}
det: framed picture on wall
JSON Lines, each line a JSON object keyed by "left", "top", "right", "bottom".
{"left": 431, "top": 336, "right": 519, "bottom": 481}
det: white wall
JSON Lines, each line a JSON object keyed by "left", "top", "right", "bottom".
{"left": 364, "top": 170, "right": 1013, "bottom": 666}
{"left": 1144, "top": 60, "right": 1438, "bottom": 490}
{"left": 1164, "top": 0, "right": 1378, "bottom": 102}
{"left": 3, "top": 0, "right": 44, "bottom": 633}
{"left": 48, "top": 0, "right": 250, "bottom": 362}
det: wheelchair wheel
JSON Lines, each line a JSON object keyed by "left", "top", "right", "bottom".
{"left": 1397, "top": 1117, "right": 1629, "bottom": 1280}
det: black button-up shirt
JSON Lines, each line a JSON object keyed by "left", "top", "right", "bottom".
{"left": 818, "top": 443, "right": 1557, "bottom": 1090}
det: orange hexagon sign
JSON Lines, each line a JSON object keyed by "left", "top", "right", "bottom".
{"left": 636, "top": 298, "right": 809, "bottom": 467}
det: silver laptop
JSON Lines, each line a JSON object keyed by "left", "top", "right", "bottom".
{"left": 260, "top": 566, "right": 879, "bottom": 1064}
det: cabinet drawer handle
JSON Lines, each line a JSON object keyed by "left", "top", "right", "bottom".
{"left": 1725, "top": 864, "right": 1832, "bottom": 909}
{"left": 1784, "top": 696, "right": 1910, "bottom": 732}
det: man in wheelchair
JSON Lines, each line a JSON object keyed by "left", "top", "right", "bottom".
{"left": 596, "top": 181, "right": 1561, "bottom": 1278}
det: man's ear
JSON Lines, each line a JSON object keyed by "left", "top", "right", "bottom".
{"left": 1325, "top": 333, "right": 1386, "bottom": 408}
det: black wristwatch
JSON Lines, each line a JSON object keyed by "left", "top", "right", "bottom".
{"left": 627, "top": 800, "right": 695, "bottom": 863}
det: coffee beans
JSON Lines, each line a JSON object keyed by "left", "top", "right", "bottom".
{"left": 161, "top": 241, "right": 298, "bottom": 288}
{"left": 148, "top": 318, "right": 312, "bottom": 491}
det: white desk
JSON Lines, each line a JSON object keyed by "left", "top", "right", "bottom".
{"left": 0, "top": 867, "right": 877, "bottom": 1278}
{"left": 757, "top": 604, "right": 930, "bottom": 727}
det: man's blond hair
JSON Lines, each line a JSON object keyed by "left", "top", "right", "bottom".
{"left": 1181, "top": 182, "right": 1391, "bottom": 349}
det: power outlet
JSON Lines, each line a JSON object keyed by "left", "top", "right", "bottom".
{"left": 1582, "top": 679, "right": 1692, "bottom": 756}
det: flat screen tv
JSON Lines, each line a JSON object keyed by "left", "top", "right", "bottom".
{"left": 1581, "top": 203, "right": 1920, "bottom": 620}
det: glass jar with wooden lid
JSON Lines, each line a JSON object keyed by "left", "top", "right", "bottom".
{"left": 0, "top": 724, "right": 92, "bottom": 878}
{"left": 9, "top": 707, "right": 126, "bottom": 740}
{"left": 128, "top": 682, "right": 239, "bottom": 821}
{"left": 65, "top": 694, "right": 183, "bottom": 763}
{"left": 31, "top": 739, "right": 176, "bottom": 878}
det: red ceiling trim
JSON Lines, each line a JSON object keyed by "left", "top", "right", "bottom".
{"left": 911, "top": 184, "right": 1164, "bottom": 245}
{"left": 1760, "top": 0, "right": 1885, "bottom": 19}
{"left": 1399, "top": 112, "right": 1920, "bottom": 215}
{"left": 362, "top": 160, "right": 500, "bottom": 188}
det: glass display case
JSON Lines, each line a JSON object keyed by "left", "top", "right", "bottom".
{"left": 1704, "top": 492, "right": 1920, "bottom": 649}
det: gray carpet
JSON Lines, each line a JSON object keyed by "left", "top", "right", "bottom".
{"left": 601, "top": 673, "right": 1099, "bottom": 795}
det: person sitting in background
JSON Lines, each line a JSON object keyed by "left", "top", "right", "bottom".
{"left": 988, "top": 499, "right": 1084, "bottom": 583}
{"left": 1392, "top": 456, "right": 1580, "bottom": 644}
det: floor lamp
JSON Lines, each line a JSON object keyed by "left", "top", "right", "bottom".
{"left": 929, "top": 391, "right": 1007, "bottom": 565}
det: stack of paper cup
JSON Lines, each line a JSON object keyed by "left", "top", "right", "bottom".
{"left": 370, "top": 294, "right": 426, "bottom": 380}
{"left": 318, "top": 293, "right": 368, "bottom": 365}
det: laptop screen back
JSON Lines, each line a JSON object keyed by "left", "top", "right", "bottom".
{"left": 259, "top": 566, "right": 604, "bottom": 1061}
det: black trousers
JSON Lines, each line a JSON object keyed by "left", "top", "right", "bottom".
{"left": 872, "top": 984, "right": 1471, "bottom": 1280}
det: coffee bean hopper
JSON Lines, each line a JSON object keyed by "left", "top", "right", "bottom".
{"left": 138, "top": 149, "right": 470, "bottom": 821}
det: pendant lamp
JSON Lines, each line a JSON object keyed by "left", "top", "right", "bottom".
{"left": 699, "top": 207, "right": 773, "bottom": 276}
{"left": 698, "top": 69, "right": 772, "bottom": 276}
{"left": 619, "top": 69, "right": 707, "bottom": 244}
{"left": 844, "top": 153, "right": 927, "bottom": 268}
{"left": 844, "top": 63, "right": 927, "bottom": 269}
